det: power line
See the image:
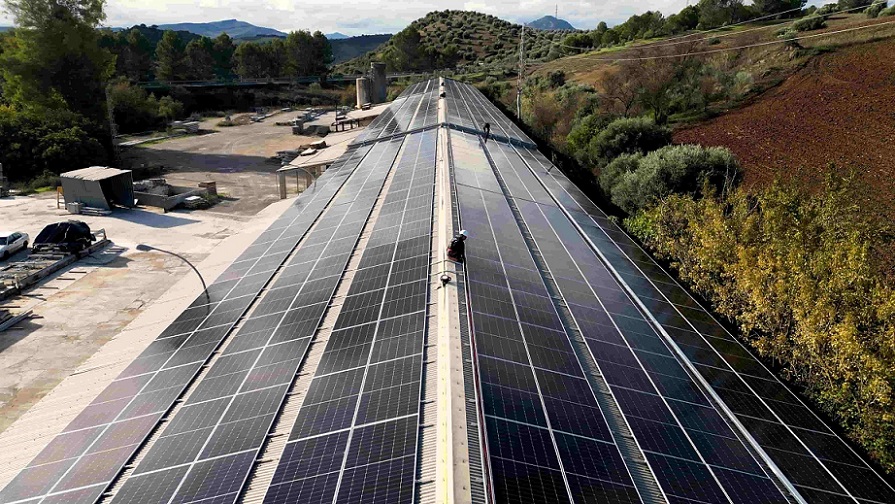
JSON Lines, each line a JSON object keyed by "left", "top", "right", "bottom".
{"left": 550, "top": 3, "right": 886, "bottom": 54}
{"left": 574, "top": 19, "right": 895, "bottom": 62}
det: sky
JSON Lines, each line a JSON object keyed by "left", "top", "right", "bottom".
{"left": 1, "top": 0, "right": 698, "bottom": 34}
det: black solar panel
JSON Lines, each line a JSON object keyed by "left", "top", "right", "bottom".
{"left": 264, "top": 129, "right": 437, "bottom": 504}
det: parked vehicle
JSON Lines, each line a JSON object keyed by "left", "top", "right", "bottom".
{"left": 32, "top": 221, "right": 94, "bottom": 254}
{"left": 0, "top": 231, "right": 29, "bottom": 260}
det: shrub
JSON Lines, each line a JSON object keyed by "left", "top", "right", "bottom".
{"left": 817, "top": 3, "right": 839, "bottom": 15}
{"left": 599, "top": 153, "right": 642, "bottom": 195}
{"left": 585, "top": 117, "right": 672, "bottom": 169}
{"left": 793, "top": 15, "right": 827, "bottom": 31}
{"left": 608, "top": 144, "right": 740, "bottom": 214}
{"left": 866, "top": 1, "right": 888, "bottom": 17}
{"left": 880, "top": 5, "right": 895, "bottom": 15}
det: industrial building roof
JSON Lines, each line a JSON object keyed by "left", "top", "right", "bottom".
{"left": 61, "top": 167, "right": 132, "bottom": 182}
{"left": 2, "top": 78, "right": 893, "bottom": 504}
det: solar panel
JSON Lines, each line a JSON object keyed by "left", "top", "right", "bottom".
{"left": 264, "top": 129, "right": 437, "bottom": 504}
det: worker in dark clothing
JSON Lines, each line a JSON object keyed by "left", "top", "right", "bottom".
{"left": 483, "top": 123, "right": 491, "bottom": 144}
{"left": 447, "top": 230, "right": 468, "bottom": 262}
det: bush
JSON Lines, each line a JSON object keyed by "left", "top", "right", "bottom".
{"left": 0, "top": 106, "right": 108, "bottom": 183}
{"left": 793, "top": 14, "right": 827, "bottom": 31}
{"left": 626, "top": 174, "right": 895, "bottom": 475}
{"left": 817, "top": 3, "right": 839, "bottom": 14}
{"left": 599, "top": 153, "right": 642, "bottom": 195}
{"left": 866, "top": 1, "right": 887, "bottom": 17}
{"left": 607, "top": 144, "right": 739, "bottom": 213}
{"left": 584, "top": 117, "right": 672, "bottom": 169}
{"left": 880, "top": 5, "right": 895, "bottom": 15}
{"left": 109, "top": 82, "right": 163, "bottom": 134}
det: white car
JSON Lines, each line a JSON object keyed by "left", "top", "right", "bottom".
{"left": 0, "top": 231, "right": 29, "bottom": 260}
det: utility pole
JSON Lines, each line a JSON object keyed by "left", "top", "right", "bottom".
{"left": 517, "top": 24, "right": 525, "bottom": 118}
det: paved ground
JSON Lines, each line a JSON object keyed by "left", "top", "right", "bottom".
{"left": 121, "top": 112, "right": 342, "bottom": 216}
{"left": 0, "top": 194, "right": 257, "bottom": 433}
{"left": 0, "top": 106, "right": 375, "bottom": 436}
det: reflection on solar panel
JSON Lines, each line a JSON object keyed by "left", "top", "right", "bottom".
{"left": 3, "top": 78, "right": 893, "bottom": 504}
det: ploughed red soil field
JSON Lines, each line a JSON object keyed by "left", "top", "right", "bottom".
{"left": 675, "top": 38, "right": 895, "bottom": 222}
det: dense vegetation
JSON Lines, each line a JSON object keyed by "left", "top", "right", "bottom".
{"left": 0, "top": 0, "right": 338, "bottom": 186}
{"left": 99, "top": 27, "right": 332, "bottom": 82}
{"left": 337, "top": 10, "right": 574, "bottom": 73}
{"left": 626, "top": 175, "right": 895, "bottom": 473}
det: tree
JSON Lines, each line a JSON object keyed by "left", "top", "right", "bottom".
{"left": 697, "top": 0, "right": 745, "bottom": 27}
{"left": 1, "top": 0, "right": 115, "bottom": 119}
{"left": 211, "top": 32, "right": 236, "bottom": 79}
{"left": 600, "top": 61, "right": 640, "bottom": 117}
{"left": 157, "top": 95, "right": 183, "bottom": 122}
{"left": 154, "top": 30, "right": 186, "bottom": 81}
{"left": 585, "top": 117, "right": 672, "bottom": 169}
{"left": 233, "top": 42, "right": 267, "bottom": 78}
{"left": 120, "top": 28, "right": 153, "bottom": 81}
{"left": 185, "top": 36, "right": 214, "bottom": 80}
{"left": 382, "top": 26, "right": 434, "bottom": 71}
{"left": 596, "top": 21, "right": 609, "bottom": 32}
{"left": 752, "top": 0, "right": 806, "bottom": 15}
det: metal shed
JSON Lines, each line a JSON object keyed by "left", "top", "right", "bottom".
{"left": 60, "top": 166, "right": 135, "bottom": 211}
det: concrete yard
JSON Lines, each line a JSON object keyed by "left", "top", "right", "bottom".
{"left": 0, "top": 194, "right": 284, "bottom": 434}
{"left": 122, "top": 113, "right": 345, "bottom": 216}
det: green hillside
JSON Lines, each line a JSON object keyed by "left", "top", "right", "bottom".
{"left": 331, "top": 34, "right": 392, "bottom": 64}
{"left": 336, "top": 10, "right": 571, "bottom": 74}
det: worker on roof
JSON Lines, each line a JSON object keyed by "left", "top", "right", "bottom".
{"left": 483, "top": 123, "right": 491, "bottom": 144}
{"left": 447, "top": 230, "right": 468, "bottom": 263}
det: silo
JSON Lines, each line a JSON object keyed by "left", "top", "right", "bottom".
{"left": 371, "top": 62, "right": 387, "bottom": 103}
{"left": 356, "top": 77, "right": 371, "bottom": 108}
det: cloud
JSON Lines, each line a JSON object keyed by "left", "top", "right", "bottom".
{"left": 0, "top": 0, "right": 697, "bottom": 34}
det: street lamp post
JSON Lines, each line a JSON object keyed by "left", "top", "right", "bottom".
{"left": 136, "top": 244, "right": 209, "bottom": 300}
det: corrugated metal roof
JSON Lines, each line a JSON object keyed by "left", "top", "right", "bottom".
{"left": 60, "top": 166, "right": 131, "bottom": 181}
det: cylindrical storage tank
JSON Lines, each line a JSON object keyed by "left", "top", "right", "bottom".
{"left": 371, "top": 62, "right": 387, "bottom": 103}
{"left": 356, "top": 77, "right": 370, "bottom": 108}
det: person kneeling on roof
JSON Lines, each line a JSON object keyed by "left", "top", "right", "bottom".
{"left": 447, "top": 230, "right": 468, "bottom": 263}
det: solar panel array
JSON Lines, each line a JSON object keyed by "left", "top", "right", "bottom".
{"left": 519, "top": 148, "right": 895, "bottom": 504}
{"left": 108, "top": 138, "right": 405, "bottom": 504}
{"left": 263, "top": 129, "right": 436, "bottom": 504}
{"left": 444, "top": 78, "right": 895, "bottom": 504}
{"left": 354, "top": 81, "right": 439, "bottom": 144}
{"left": 0, "top": 145, "right": 373, "bottom": 504}
{"left": 4, "top": 77, "right": 894, "bottom": 504}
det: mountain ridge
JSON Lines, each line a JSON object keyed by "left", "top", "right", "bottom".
{"left": 156, "top": 19, "right": 286, "bottom": 39}
{"left": 527, "top": 15, "right": 576, "bottom": 30}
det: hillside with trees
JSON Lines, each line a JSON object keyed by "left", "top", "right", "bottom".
{"left": 336, "top": 10, "right": 575, "bottom": 73}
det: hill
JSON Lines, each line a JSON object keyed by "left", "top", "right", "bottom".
{"left": 336, "top": 10, "right": 569, "bottom": 74}
{"left": 326, "top": 32, "right": 349, "bottom": 40}
{"left": 157, "top": 19, "right": 286, "bottom": 39}
{"left": 676, "top": 35, "right": 895, "bottom": 222}
{"left": 331, "top": 34, "right": 392, "bottom": 64}
{"left": 530, "top": 13, "right": 895, "bottom": 220}
{"left": 527, "top": 15, "right": 576, "bottom": 30}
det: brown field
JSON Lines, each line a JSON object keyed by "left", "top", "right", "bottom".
{"left": 675, "top": 36, "right": 895, "bottom": 222}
